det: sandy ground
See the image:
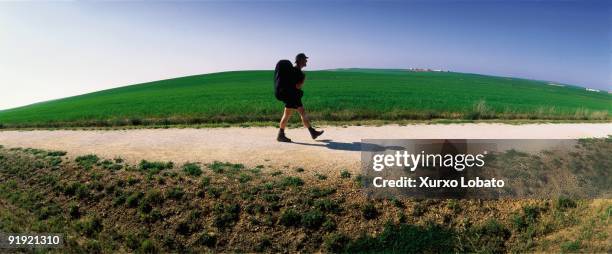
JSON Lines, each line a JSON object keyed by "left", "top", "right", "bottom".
{"left": 0, "top": 123, "right": 610, "bottom": 173}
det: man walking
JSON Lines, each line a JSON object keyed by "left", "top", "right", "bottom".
{"left": 275, "top": 53, "right": 324, "bottom": 142}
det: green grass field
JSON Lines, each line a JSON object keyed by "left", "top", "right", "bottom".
{"left": 0, "top": 69, "right": 610, "bottom": 128}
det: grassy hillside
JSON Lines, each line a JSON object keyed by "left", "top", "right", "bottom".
{"left": 0, "top": 69, "right": 610, "bottom": 128}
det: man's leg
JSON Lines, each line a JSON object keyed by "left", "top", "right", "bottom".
{"left": 297, "top": 106, "right": 324, "bottom": 139}
{"left": 277, "top": 107, "right": 293, "bottom": 142}
{"left": 295, "top": 106, "right": 311, "bottom": 128}
{"left": 280, "top": 107, "right": 294, "bottom": 129}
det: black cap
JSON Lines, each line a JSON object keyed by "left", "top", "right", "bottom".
{"left": 295, "top": 53, "right": 308, "bottom": 62}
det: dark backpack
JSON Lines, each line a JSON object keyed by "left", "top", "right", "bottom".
{"left": 274, "top": 59, "right": 295, "bottom": 100}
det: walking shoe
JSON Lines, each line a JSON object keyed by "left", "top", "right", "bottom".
{"left": 308, "top": 127, "right": 324, "bottom": 140}
{"left": 277, "top": 129, "right": 292, "bottom": 142}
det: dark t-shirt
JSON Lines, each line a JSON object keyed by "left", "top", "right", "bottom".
{"left": 294, "top": 66, "right": 305, "bottom": 86}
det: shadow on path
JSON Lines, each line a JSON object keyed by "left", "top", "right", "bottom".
{"left": 291, "top": 139, "right": 404, "bottom": 152}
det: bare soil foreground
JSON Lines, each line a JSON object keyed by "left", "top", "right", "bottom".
{"left": 0, "top": 124, "right": 610, "bottom": 253}
{"left": 0, "top": 123, "right": 610, "bottom": 173}
{"left": 0, "top": 140, "right": 610, "bottom": 253}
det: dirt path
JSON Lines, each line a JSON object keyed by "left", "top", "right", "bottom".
{"left": 0, "top": 123, "right": 610, "bottom": 173}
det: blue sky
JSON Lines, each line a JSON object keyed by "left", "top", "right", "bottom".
{"left": 0, "top": 1, "right": 610, "bottom": 109}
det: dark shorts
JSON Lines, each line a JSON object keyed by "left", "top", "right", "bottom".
{"left": 279, "top": 90, "right": 303, "bottom": 109}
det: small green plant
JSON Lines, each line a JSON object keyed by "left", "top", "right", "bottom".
{"left": 262, "top": 193, "right": 281, "bottom": 203}
{"left": 523, "top": 205, "right": 541, "bottom": 222}
{"left": 280, "top": 176, "right": 304, "bottom": 187}
{"left": 105, "top": 162, "right": 122, "bottom": 171}
{"left": 310, "top": 187, "right": 336, "bottom": 198}
{"left": 76, "top": 184, "right": 90, "bottom": 200}
{"left": 89, "top": 181, "right": 104, "bottom": 191}
{"left": 127, "top": 177, "right": 140, "bottom": 185}
{"left": 182, "top": 162, "right": 202, "bottom": 176}
{"left": 213, "top": 203, "right": 241, "bottom": 229}
{"left": 63, "top": 182, "right": 81, "bottom": 196}
{"left": 314, "top": 199, "right": 341, "bottom": 214}
{"left": 41, "top": 175, "right": 59, "bottom": 186}
{"left": 398, "top": 212, "right": 407, "bottom": 223}
{"left": 144, "top": 190, "right": 164, "bottom": 205}
{"left": 560, "top": 240, "right": 581, "bottom": 252}
{"left": 315, "top": 173, "right": 328, "bottom": 180}
{"left": 47, "top": 150, "right": 67, "bottom": 157}
{"left": 512, "top": 205, "right": 542, "bottom": 231}
{"left": 301, "top": 210, "right": 326, "bottom": 229}
{"left": 324, "top": 233, "right": 349, "bottom": 252}
{"left": 166, "top": 187, "right": 185, "bottom": 200}
{"left": 116, "top": 179, "right": 126, "bottom": 187}
{"left": 447, "top": 200, "right": 460, "bottom": 212}
{"left": 198, "top": 232, "right": 217, "bottom": 247}
{"left": 262, "top": 182, "right": 274, "bottom": 190}
{"left": 239, "top": 173, "right": 252, "bottom": 183}
{"left": 113, "top": 195, "right": 126, "bottom": 206}
{"left": 47, "top": 156, "right": 62, "bottom": 167}
{"left": 254, "top": 237, "right": 272, "bottom": 252}
{"left": 413, "top": 203, "right": 426, "bottom": 217}
{"left": 230, "top": 163, "right": 245, "bottom": 170}
{"left": 362, "top": 203, "right": 378, "bottom": 220}
{"left": 176, "top": 220, "right": 193, "bottom": 235}
{"left": 36, "top": 204, "right": 62, "bottom": 220}
{"left": 126, "top": 192, "right": 144, "bottom": 208}
{"left": 463, "top": 219, "right": 510, "bottom": 253}
{"left": 89, "top": 170, "right": 103, "bottom": 180}
{"left": 340, "top": 169, "right": 351, "bottom": 179}
{"left": 140, "top": 209, "right": 162, "bottom": 223}
{"left": 279, "top": 209, "right": 301, "bottom": 227}
{"left": 344, "top": 222, "right": 455, "bottom": 253}
{"left": 246, "top": 204, "right": 265, "bottom": 215}
{"left": 75, "top": 216, "right": 103, "bottom": 237}
{"left": 322, "top": 218, "right": 337, "bottom": 231}
{"left": 391, "top": 197, "right": 405, "bottom": 208}
{"left": 139, "top": 160, "right": 173, "bottom": 173}
{"left": 83, "top": 240, "right": 102, "bottom": 253}
{"left": 555, "top": 197, "right": 577, "bottom": 210}
{"left": 125, "top": 233, "right": 142, "bottom": 250}
{"left": 75, "top": 154, "right": 99, "bottom": 170}
{"left": 354, "top": 174, "right": 364, "bottom": 186}
{"left": 200, "top": 176, "right": 211, "bottom": 188}
{"left": 209, "top": 161, "right": 226, "bottom": 173}
{"left": 156, "top": 176, "right": 166, "bottom": 185}
{"left": 139, "top": 239, "right": 156, "bottom": 253}
{"left": 207, "top": 187, "right": 222, "bottom": 198}
{"left": 68, "top": 203, "right": 80, "bottom": 219}
{"left": 240, "top": 190, "right": 255, "bottom": 200}
{"left": 511, "top": 214, "right": 527, "bottom": 231}
{"left": 100, "top": 159, "right": 113, "bottom": 167}
{"left": 208, "top": 161, "right": 244, "bottom": 174}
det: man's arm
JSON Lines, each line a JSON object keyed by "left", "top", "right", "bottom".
{"left": 296, "top": 78, "right": 305, "bottom": 89}
{"left": 295, "top": 71, "right": 305, "bottom": 89}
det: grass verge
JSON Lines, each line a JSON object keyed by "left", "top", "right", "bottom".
{"left": 0, "top": 144, "right": 609, "bottom": 252}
